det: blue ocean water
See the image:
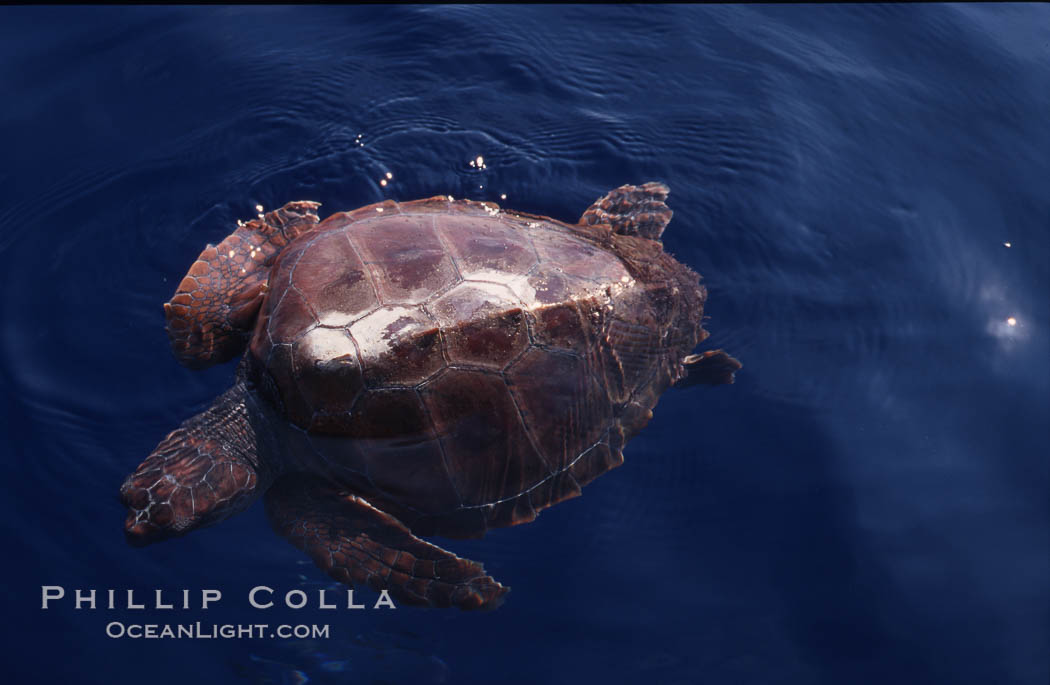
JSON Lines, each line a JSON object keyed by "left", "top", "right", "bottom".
{"left": 1, "top": 5, "right": 1047, "bottom": 684}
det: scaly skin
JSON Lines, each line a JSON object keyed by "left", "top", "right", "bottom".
{"left": 580, "top": 181, "right": 674, "bottom": 240}
{"left": 120, "top": 379, "right": 273, "bottom": 545}
{"left": 164, "top": 201, "right": 320, "bottom": 369}
{"left": 122, "top": 183, "right": 740, "bottom": 609}
{"left": 266, "top": 474, "right": 508, "bottom": 610}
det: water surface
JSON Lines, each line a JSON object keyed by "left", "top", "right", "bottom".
{"left": 1, "top": 5, "right": 1047, "bottom": 684}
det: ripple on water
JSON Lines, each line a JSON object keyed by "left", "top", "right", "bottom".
{"left": 3, "top": 9, "right": 1046, "bottom": 684}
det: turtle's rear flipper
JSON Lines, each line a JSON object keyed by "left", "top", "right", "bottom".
{"left": 579, "top": 182, "right": 673, "bottom": 241}
{"left": 265, "top": 475, "right": 508, "bottom": 610}
{"left": 678, "top": 349, "right": 742, "bottom": 387}
{"left": 165, "top": 201, "right": 320, "bottom": 369}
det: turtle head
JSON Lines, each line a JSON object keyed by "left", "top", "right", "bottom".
{"left": 165, "top": 201, "right": 320, "bottom": 369}
{"left": 120, "top": 382, "right": 271, "bottom": 546}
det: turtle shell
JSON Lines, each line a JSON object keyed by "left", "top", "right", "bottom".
{"left": 247, "top": 196, "right": 706, "bottom": 535}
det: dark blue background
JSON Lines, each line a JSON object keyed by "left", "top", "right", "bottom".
{"left": 2, "top": 5, "right": 1047, "bottom": 684}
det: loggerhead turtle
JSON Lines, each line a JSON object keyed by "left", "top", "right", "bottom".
{"left": 120, "top": 182, "right": 740, "bottom": 609}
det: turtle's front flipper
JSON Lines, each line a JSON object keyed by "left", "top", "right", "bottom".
{"left": 165, "top": 201, "right": 320, "bottom": 369}
{"left": 265, "top": 475, "right": 508, "bottom": 610}
{"left": 677, "top": 349, "right": 742, "bottom": 387}
{"left": 579, "top": 182, "right": 673, "bottom": 241}
{"left": 120, "top": 378, "right": 273, "bottom": 545}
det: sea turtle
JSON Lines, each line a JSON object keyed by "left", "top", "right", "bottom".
{"left": 120, "top": 182, "right": 740, "bottom": 610}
